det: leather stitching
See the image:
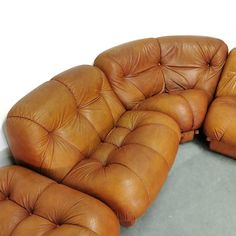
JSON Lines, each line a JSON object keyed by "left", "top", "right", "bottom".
{"left": 118, "top": 121, "right": 180, "bottom": 139}
{"left": 177, "top": 93, "right": 195, "bottom": 130}
{"left": 53, "top": 80, "right": 102, "bottom": 140}
{"left": 5, "top": 186, "right": 99, "bottom": 236}
{"left": 7, "top": 116, "right": 49, "bottom": 133}
{"left": 110, "top": 162, "right": 150, "bottom": 202}
{"left": 121, "top": 142, "right": 170, "bottom": 170}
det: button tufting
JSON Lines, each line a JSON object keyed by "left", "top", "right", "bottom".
{"left": 158, "top": 62, "right": 161, "bottom": 66}
{"left": 28, "top": 209, "right": 34, "bottom": 215}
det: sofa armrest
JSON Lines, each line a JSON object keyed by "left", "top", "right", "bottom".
{"left": 216, "top": 48, "right": 236, "bottom": 97}
{"left": 6, "top": 65, "right": 125, "bottom": 182}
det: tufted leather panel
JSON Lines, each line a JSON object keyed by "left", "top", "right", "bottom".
{"left": 6, "top": 65, "right": 180, "bottom": 225}
{"left": 63, "top": 110, "right": 180, "bottom": 225}
{"left": 6, "top": 65, "right": 125, "bottom": 182}
{"left": 0, "top": 165, "right": 120, "bottom": 236}
{"left": 204, "top": 48, "right": 236, "bottom": 158}
{"left": 94, "top": 36, "right": 228, "bottom": 110}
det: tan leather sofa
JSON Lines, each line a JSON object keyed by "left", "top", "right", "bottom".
{"left": 204, "top": 48, "right": 236, "bottom": 158}
{"left": 0, "top": 36, "right": 231, "bottom": 235}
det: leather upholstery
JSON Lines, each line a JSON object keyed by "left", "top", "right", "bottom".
{"left": 6, "top": 65, "right": 181, "bottom": 225}
{"left": 0, "top": 165, "right": 120, "bottom": 236}
{"left": 94, "top": 36, "right": 228, "bottom": 139}
{"left": 4, "top": 37, "right": 232, "bottom": 233}
{"left": 7, "top": 65, "right": 125, "bottom": 182}
{"left": 63, "top": 110, "right": 180, "bottom": 225}
{"left": 133, "top": 89, "right": 209, "bottom": 132}
{"left": 204, "top": 48, "right": 236, "bottom": 158}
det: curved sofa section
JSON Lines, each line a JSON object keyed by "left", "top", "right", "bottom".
{"left": 94, "top": 36, "right": 228, "bottom": 142}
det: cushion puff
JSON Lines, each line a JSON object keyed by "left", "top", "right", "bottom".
{"left": 133, "top": 89, "right": 209, "bottom": 132}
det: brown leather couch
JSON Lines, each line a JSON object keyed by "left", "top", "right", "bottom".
{"left": 204, "top": 48, "right": 236, "bottom": 158}
{"left": 0, "top": 36, "right": 231, "bottom": 235}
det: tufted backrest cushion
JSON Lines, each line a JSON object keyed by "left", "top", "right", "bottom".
{"left": 6, "top": 65, "right": 125, "bottom": 181}
{"left": 216, "top": 48, "right": 236, "bottom": 97}
{"left": 94, "top": 36, "right": 228, "bottom": 109}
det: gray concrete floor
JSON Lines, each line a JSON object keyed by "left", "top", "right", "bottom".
{"left": 121, "top": 137, "right": 236, "bottom": 236}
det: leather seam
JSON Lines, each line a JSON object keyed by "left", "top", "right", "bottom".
{"left": 7, "top": 182, "right": 56, "bottom": 235}
{"left": 120, "top": 142, "right": 170, "bottom": 170}
{"left": 53, "top": 79, "right": 103, "bottom": 140}
{"left": 99, "top": 72, "right": 115, "bottom": 125}
{"left": 110, "top": 162, "right": 150, "bottom": 202}
{"left": 125, "top": 65, "right": 157, "bottom": 78}
{"left": 127, "top": 79, "right": 146, "bottom": 100}
{"left": 156, "top": 39, "right": 166, "bottom": 93}
{"left": 33, "top": 182, "right": 57, "bottom": 210}
{"left": 4, "top": 192, "right": 99, "bottom": 236}
{"left": 8, "top": 208, "right": 29, "bottom": 236}
{"left": 100, "top": 94, "right": 115, "bottom": 127}
{"left": 53, "top": 79, "right": 78, "bottom": 107}
{"left": 212, "top": 44, "right": 223, "bottom": 62}
{"left": 7, "top": 116, "right": 49, "bottom": 133}
{"left": 40, "top": 136, "right": 52, "bottom": 174}
{"left": 218, "top": 116, "right": 234, "bottom": 142}
{"left": 53, "top": 133, "right": 85, "bottom": 158}
{"left": 107, "top": 55, "right": 125, "bottom": 76}
{"left": 177, "top": 94, "right": 195, "bottom": 130}
{"left": 78, "top": 112, "right": 103, "bottom": 140}
{"left": 118, "top": 122, "right": 180, "bottom": 140}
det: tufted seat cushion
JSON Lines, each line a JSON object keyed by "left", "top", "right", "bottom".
{"left": 63, "top": 110, "right": 180, "bottom": 225}
{"left": 0, "top": 165, "right": 120, "bottom": 236}
{"left": 94, "top": 36, "right": 228, "bottom": 142}
{"left": 133, "top": 89, "right": 209, "bottom": 134}
{"left": 6, "top": 65, "right": 181, "bottom": 226}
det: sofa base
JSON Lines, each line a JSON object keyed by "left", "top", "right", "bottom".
{"left": 208, "top": 140, "right": 236, "bottom": 159}
{"left": 181, "top": 130, "right": 199, "bottom": 143}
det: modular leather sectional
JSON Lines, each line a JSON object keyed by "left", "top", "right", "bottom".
{"left": 1, "top": 36, "right": 236, "bottom": 235}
